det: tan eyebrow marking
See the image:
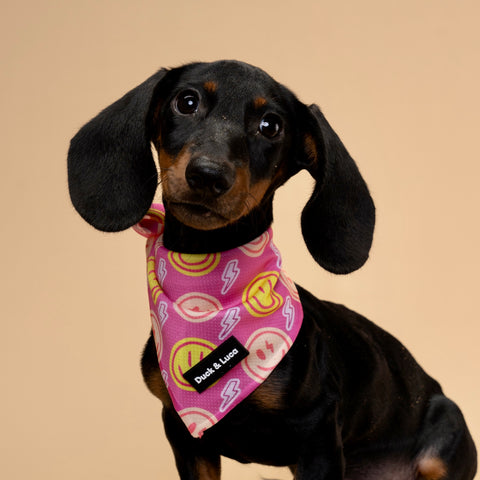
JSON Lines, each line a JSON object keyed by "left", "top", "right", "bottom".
{"left": 203, "top": 81, "right": 217, "bottom": 93}
{"left": 254, "top": 97, "right": 267, "bottom": 109}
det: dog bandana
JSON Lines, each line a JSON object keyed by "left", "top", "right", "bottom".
{"left": 134, "top": 204, "right": 303, "bottom": 438}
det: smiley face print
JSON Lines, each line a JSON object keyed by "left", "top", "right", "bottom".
{"left": 178, "top": 407, "right": 218, "bottom": 438}
{"left": 238, "top": 231, "right": 270, "bottom": 257}
{"left": 241, "top": 327, "right": 293, "bottom": 382}
{"left": 169, "top": 338, "right": 217, "bottom": 391}
{"left": 173, "top": 292, "right": 223, "bottom": 322}
{"left": 168, "top": 251, "right": 221, "bottom": 276}
{"left": 242, "top": 272, "right": 283, "bottom": 317}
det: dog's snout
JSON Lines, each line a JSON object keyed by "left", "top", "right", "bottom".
{"left": 185, "top": 157, "right": 236, "bottom": 197}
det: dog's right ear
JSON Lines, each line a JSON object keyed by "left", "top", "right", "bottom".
{"left": 67, "top": 69, "right": 167, "bottom": 232}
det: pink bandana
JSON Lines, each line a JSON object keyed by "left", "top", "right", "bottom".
{"left": 134, "top": 204, "right": 303, "bottom": 438}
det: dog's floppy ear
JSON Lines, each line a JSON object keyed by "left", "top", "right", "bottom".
{"left": 67, "top": 69, "right": 167, "bottom": 232}
{"left": 299, "top": 104, "right": 375, "bottom": 274}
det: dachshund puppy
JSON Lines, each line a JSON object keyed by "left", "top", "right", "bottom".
{"left": 68, "top": 60, "right": 476, "bottom": 480}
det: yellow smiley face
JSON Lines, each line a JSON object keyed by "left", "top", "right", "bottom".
{"left": 242, "top": 271, "right": 283, "bottom": 317}
{"left": 147, "top": 255, "right": 163, "bottom": 305}
{"left": 168, "top": 251, "right": 221, "bottom": 276}
{"left": 169, "top": 338, "right": 217, "bottom": 391}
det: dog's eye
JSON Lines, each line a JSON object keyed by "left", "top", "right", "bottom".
{"left": 174, "top": 90, "right": 200, "bottom": 115}
{"left": 258, "top": 113, "right": 283, "bottom": 139}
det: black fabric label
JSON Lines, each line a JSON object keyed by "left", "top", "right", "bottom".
{"left": 183, "top": 336, "right": 249, "bottom": 393}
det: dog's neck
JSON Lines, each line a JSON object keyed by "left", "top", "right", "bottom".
{"left": 162, "top": 202, "right": 274, "bottom": 253}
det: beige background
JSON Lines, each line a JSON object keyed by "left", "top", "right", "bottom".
{"left": 1, "top": 1, "right": 479, "bottom": 478}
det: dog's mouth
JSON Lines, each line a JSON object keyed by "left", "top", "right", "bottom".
{"left": 166, "top": 200, "right": 232, "bottom": 230}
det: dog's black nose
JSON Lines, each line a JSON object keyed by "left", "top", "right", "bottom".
{"left": 185, "top": 157, "right": 236, "bottom": 197}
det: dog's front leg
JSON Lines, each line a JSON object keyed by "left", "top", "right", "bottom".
{"left": 292, "top": 405, "right": 345, "bottom": 480}
{"left": 162, "top": 408, "right": 221, "bottom": 480}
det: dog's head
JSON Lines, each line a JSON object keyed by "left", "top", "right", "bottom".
{"left": 68, "top": 60, "right": 375, "bottom": 274}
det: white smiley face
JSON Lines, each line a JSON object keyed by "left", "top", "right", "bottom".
{"left": 241, "top": 327, "right": 293, "bottom": 382}
{"left": 178, "top": 408, "right": 218, "bottom": 438}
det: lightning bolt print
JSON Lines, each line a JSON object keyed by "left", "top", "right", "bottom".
{"left": 221, "top": 259, "right": 240, "bottom": 295}
{"left": 220, "top": 378, "right": 241, "bottom": 412}
{"left": 158, "top": 301, "right": 168, "bottom": 327}
{"left": 282, "top": 296, "right": 295, "bottom": 331}
{"left": 219, "top": 307, "right": 241, "bottom": 340}
{"left": 270, "top": 243, "right": 282, "bottom": 269}
{"left": 157, "top": 258, "right": 167, "bottom": 284}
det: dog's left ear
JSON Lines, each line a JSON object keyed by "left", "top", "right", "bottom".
{"left": 67, "top": 69, "right": 167, "bottom": 232}
{"left": 299, "top": 104, "right": 375, "bottom": 274}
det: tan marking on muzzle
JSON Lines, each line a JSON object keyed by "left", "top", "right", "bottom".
{"left": 157, "top": 146, "right": 192, "bottom": 196}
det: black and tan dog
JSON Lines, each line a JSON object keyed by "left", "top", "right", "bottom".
{"left": 68, "top": 60, "right": 476, "bottom": 479}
